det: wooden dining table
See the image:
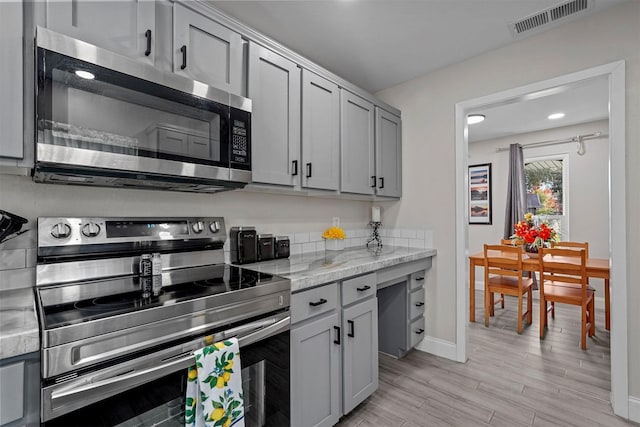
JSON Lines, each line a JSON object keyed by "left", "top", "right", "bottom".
{"left": 468, "top": 251, "right": 611, "bottom": 330}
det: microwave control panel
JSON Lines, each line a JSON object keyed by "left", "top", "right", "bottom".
{"left": 229, "top": 106, "right": 251, "bottom": 169}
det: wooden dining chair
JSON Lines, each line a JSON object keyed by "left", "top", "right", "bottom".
{"left": 547, "top": 241, "right": 592, "bottom": 318}
{"left": 539, "top": 247, "right": 595, "bottom": 350}
{"left": 483, "top": 244, "right": 533, "bottom": 333}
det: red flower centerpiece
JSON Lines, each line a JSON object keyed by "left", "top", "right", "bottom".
{"left": 510, "top": 213, "right": 559, "bottom": 254}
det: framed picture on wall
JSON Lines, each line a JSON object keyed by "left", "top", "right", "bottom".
{"left": 469, "top": 163, "right": 492, "bottom": 225}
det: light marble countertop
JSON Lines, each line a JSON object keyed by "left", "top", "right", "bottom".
{"left": 241, "top": 245, "right": 437, "bottom": 292}
{"left": 0, "top": 287, "right": 40, "bottom": 360}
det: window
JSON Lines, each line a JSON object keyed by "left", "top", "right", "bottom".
{"left": 524, "top": 157, "right": 567, "bottom": 239}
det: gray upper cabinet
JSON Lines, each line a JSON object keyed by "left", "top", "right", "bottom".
{"left": 0, "top": 0, "right": 24, "bottom": 160}
{"left": 375, "top": 107, "right": 402, "bottom": 198}
{"left": 291, "top": 311, "right": 341, "bottom": 427}
{"left": 248, "top": 42, "right": 301, "bottom": 187}
{"left": 45, "top": 0, "right": 156, "bottom": 65}
{"left": 342, "top": 297, "right": 379, "bottom": 414}
{"left": 302, "top": 70, "right": 340, "bottom": 191}
{"left": 340, "top": 90, "right": 375, "bottom": 195}
{"left": 173, "top": 3, "right": 243, "bottom": 95}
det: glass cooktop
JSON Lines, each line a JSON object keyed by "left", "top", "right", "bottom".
{"left": 40, "top": 264, "right": 280, "bottom": 328}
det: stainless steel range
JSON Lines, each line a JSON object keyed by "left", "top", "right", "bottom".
{"left": 34, "top": 217, "right": 290, "bottom": 426}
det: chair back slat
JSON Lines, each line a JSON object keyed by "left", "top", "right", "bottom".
{"left": 551, "top": 241, "right": 589, "bottom": 258}
{"left": 484, "top": 244, "right": 524, "bottom": 281}
{"left": 539, "top": 247, "right": 587, "bottom": 295}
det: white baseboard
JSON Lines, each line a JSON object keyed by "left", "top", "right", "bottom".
{"left": 414, "top": 336, "right": 458, "bottom": 361}
{"left": 629, "top": 396, "right": 640, "bottom": 423}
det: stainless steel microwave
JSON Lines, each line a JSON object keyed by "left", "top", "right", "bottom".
{"left": 33, "top": 27, "right": 251, "bottom": 193}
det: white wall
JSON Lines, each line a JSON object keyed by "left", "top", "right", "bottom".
{"left": 468, "top": 120, "right": 610, "bottom": 300}
{"left": 375, "top": 0, "right": 640, "bottom": 398}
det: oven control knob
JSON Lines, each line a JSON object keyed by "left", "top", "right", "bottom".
{"left": 81, "top": 222, "right": 101, "bottom": 237}
{"left": 50, "top": 222, "right": 71, "bottom": 239}
{"left": 192, "top": 221, "right": 204, "bottom": 234}
{"left": 209, "top": 221, "right": 220, "bottom": 233}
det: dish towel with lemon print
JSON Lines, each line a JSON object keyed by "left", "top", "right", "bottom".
{"left": 185, "top": 337, "right": 244, "bottom": 427}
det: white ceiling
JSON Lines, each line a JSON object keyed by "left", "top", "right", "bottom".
{"left": 210, "top": 0, "right": 619, "bottom": 142}
{"left": 210, "top": 0, "right": 629, "bottom": 93}
{"left": 467, "top": 76, "right": 609, "bottom": 142}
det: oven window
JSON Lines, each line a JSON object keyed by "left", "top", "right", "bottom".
{"left": 43, "top": 331, "right": 289, "bottom": 427}
{"left": 37, "top": 48, "right": 229, "bottom": 168}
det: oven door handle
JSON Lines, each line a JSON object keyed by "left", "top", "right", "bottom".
{"left": 46, "top": 315, "right": 290, "bottom": 421}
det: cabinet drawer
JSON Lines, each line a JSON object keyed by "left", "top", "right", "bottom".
{"left": 409, "top": 288, "right": 425, "bottom": 320}
{"left": 410, "top": 270, "right": 426, "bottom": 290}
{"left": 291, "top": 283, "right": 339, "bottom": 324}
{"left": 342, "top": 273, "right": 376, "bottom": 306}
{"left": 409, "top": 317, "right": 425, "bottom": 349}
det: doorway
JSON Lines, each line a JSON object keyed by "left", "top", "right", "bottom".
{"left": 454, "top": 62, "right": 628, "bottom": 418}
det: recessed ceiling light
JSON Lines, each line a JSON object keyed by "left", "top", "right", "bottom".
{"left": 467, "top": 114, "right": 485, "bottom": 125}
{"left": 75, "top": 70, "right": 95, "bottom": 80}
{"left": 548, "top": 112, "right": 565, "bottom": 120}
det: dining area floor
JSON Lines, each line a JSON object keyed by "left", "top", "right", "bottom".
{"left": 337, "top": 293, "right": 635, "bottom": 427}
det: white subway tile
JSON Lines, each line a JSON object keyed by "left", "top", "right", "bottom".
{"left": 390, "top": 229, "right": 402, "bottom": 238}
{"left": 409, "top": 239, "right": 424, "bottom": 249}
{"left": 309, "top": 231, "right": 323, "bottom": 242}
{"left": 378, "top": 228, "right": 387, "bottom": 237}
{"left": 395, "top": 238, "right": 409, "bottom": 247}
{"left": 290, "top": 244, "right": 302, "bottom": 256}
{"left": 424, "top": 230, "right": 434, "bottom": 248}
{"left": 26, "top": 249, "right": 37, "bottom": 268}
{"left": 401, "top": 229, "right": 417, "bottom": 239}
{"left": 416, "top": 230, "right": 425, "bottom": 240}
{"left": 316, "top": 241, "right": 326, "bottom": 252}
{"left": 0, "top": 249, "right": 26, "bottom": 270}
{"left": 294, "top": 232, "right": 310, "bottom": 244}
{"left": 224, "top": 251, "right": 231, "bottom": 264}
{"left": 385, "top": 237, "right": 395, "bottom": 246}
{"left": 302, "top": 242, "right": 316, "bottom": 253}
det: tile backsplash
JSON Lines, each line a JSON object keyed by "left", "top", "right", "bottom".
{"left": 222, "top": 226, "right": 433, "bottom": 262}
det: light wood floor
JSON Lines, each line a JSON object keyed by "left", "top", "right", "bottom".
{"left": 337, "top": 293, "right": 636, "bottom": 427}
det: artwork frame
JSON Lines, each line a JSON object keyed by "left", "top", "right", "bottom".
{"left": 469, "top": 163, "right": 492, "bottom": 225}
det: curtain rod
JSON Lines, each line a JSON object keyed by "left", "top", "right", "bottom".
{"left": 495, "top": 132, "right": 605, "bottom": 154}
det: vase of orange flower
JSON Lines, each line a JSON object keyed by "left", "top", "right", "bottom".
{"left": 510, "top": 212, "right": 559, "bottom": 255}
{"left": 323, "top": 226, "right": 346, "bottom": 251}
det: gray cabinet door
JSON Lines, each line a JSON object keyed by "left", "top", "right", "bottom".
{"left": 291, "top": 312, "right": 341, "bottom": 427}
{"left": 173, "top": 3, "right": 243, "bottom": 95}
{"left": 301, "top": 70, "right": 340, "bottom": 191}
{"left": 46, "top": 0, "right": 155, "bottom": 65}
{"left": 0, "top": 0, "right": 23, "bottom": 160}
{"left": 342, "top": 297, "right": 379, "bottom": 414}
{"left": 248, "top": 42, "right": 300, "bottom": 187}
{"left": 375, "top": 107, "right": 402, "bottom": 198}
{"left": 340, "top": 90, "right": 375, "bottom": 195}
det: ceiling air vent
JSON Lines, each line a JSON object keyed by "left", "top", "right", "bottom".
{"left": 509, "top": 0, "right": 592, "bottom": 37}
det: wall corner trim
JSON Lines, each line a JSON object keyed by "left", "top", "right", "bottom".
{"left": 629, "top": 396, "right": 640, "bottom": 423}
{"left": 415, "top": 336, "right": 460, "bottom": 362}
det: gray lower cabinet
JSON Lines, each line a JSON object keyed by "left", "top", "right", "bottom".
{"left": 248, "top": 42, "right": 301, "bottom": 187}
{"left": 0, "top": 352, "right": 40, "bottom": 427}
{"left": 173, "top": 2, "right": 243, "bottom": 95}
{"left": 290, "top": 282, "right": 341, "bottom": 427}
{"left": 45, "top": 0, "right": 155, "bottom": 65}
{"left": 340, "top": 90, "right": 375, "bottom": 195}
{"left": 0, "top": 0, "right": 24, "bottom": 161}
{"left": 301, "top": 70, "right": 340, "bottom": 191}
{"left": 342, "top": 297, "right": 378, "bottom": 414}
{"left": 375, "top": 107, "right": 402, "bottom": 198}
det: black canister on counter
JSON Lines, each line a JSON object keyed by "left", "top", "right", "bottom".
{"left": 258, "top": 234, "right": 275, "bottom": 261}
{"left": 230, "top": 226, "right": 258, "bottom": 264}
{"left": 275, "top": 236, "right": 290, "bottom": 259}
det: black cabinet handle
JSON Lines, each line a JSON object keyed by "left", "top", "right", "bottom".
{"left": 292, "top": 160, "right": 298, "bottom": 176}
{"left": 144, "top": 29, "right": 152, "bottom": 56}
{"left": 415, "top": 328, "right": 425, "bottom": 334}
{"left": 415, "top": 302, "right": 425, "bottom": 307}
{"left": 180, "top": 45, "right": 187, "bottom": 70}
{"left": 334, "top": 326, "right": 341, "bottom": 345}
{"left": 356, "top": 285, "right": 371, "bottom": 292}
{"left": 306, "top": 163, "right": 312, "bottom": 178}
{"left": 415, "top": 277, "right": 425, "bottom": 281}
{"left": 347, "top": 320, "right": 355, "bottom": 337}
{"left": 308, "top": 298, "right": 327, "bottom": 307}
{"left": 379, "top": 177, "right": 384, "bottom": 189}
{"left": 370, "top": 176, "right": 376, "bottom": 188}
